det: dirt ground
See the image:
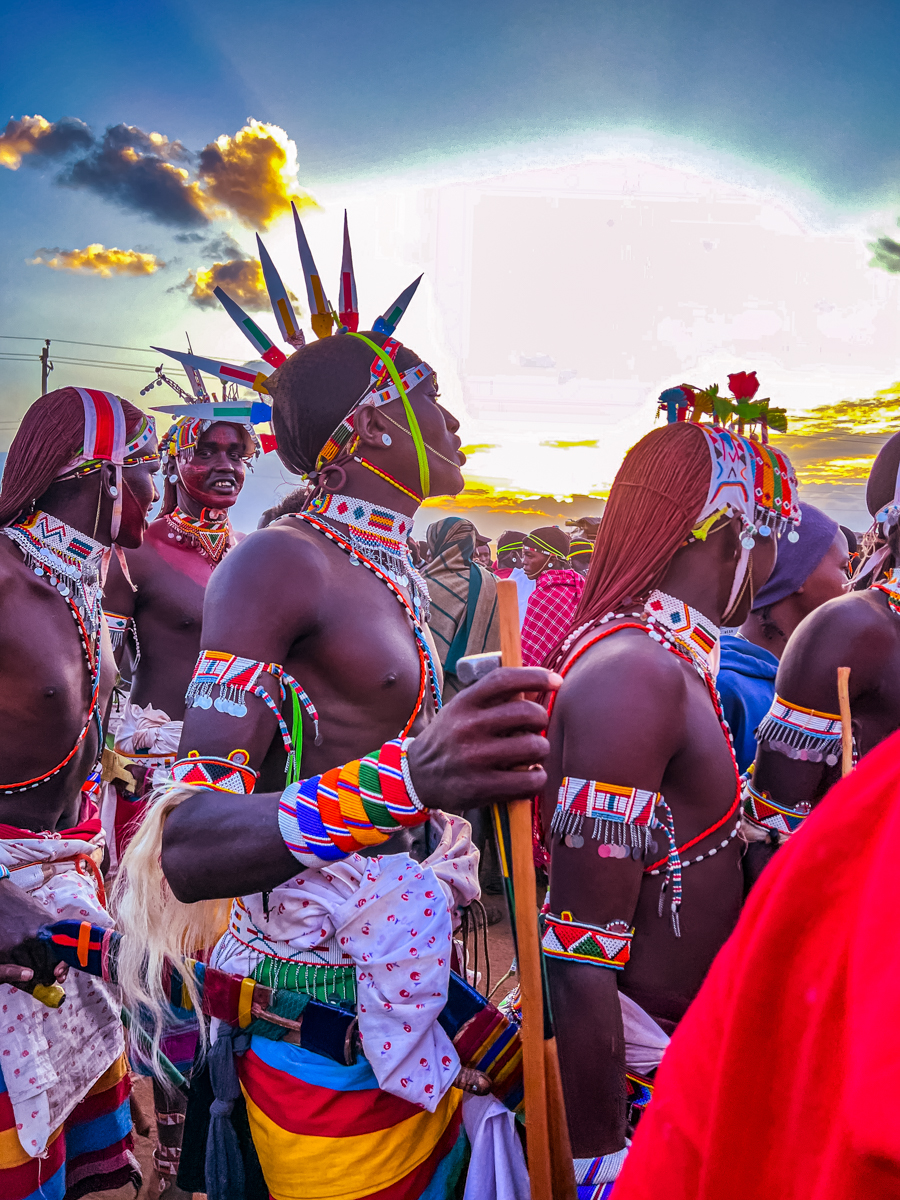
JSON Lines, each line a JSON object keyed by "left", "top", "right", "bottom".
{"left": 82, "top": 895, "right": 519, "bottom": 1200}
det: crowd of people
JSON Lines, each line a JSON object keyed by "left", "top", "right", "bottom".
{"left": 1, "top": 269, "right": 898, "bottom": 1200}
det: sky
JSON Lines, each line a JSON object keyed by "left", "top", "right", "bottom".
{"left": 3, "top": 0, "right": 900, "bottom": 533}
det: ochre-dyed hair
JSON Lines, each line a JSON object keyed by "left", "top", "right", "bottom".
{"left": 266, "top": 332, "right": 423, "bottom": 476}
{"left": 546, "top": 423, "right": 713, "bottom": 669}
{"left": 0, "top": 386, "right": 145, "bottom": 527}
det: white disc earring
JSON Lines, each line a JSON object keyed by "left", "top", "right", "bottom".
{"left": 108, "top": 486, "right": 118, "bottom": 497}
{"left": 382, "top": 433, "right": 392, "bottom": 446}
{"left": 169, "top": 473, "right": 179, "bottom": 483}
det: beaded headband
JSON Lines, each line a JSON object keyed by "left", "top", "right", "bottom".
{"left": 524, "top": 533, "right": 568, "bottom": 559}
{"left": 497, "top": 539, "right": 524, "bottom": 553}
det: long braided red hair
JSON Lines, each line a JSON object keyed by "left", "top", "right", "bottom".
{"left": 546, "top": 423, "right": 713, "bottom": 670}
{"left": 0, "top": 387, "right": 145, "bottom": 527}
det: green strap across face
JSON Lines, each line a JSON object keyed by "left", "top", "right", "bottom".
{"left": 347, "top": 331, "right": 431, "bottom": 498}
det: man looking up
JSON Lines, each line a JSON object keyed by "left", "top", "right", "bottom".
{"left": 103, "top": 414, "right": 255, "bottom": 1197}
{"left": 114, "top": 331, "right": 558, "bottom": 1200}
{"left": 746, "top": 431, "right": 900, "bottom": 883}
{"left": 717, "top": 502, "right": 848, "bottom": 772}
{"left": 539, "top": 420, "right": 797, "bottom": 1189}
{"left": 0, "top": 386, "right": 159, "bottom": 1199}
{"left": 520, "top": 525, "right": 585, "bottom": 666}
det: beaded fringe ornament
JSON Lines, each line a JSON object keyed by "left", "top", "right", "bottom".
{"left": 755, "top": 694, "right": 843, "bottom": 766}
{"left": 307, "top": 490, "right": 430, "bottom": 618}
{"left": 551, "top": 777, "right": 659, "bottom": 854}
{"left": 104, "top": 611, "right": 130, "bottom": 649}
{"left": 3, "top": 511, "right": 105, "bottom": 640}
{"left": 164, "top": 506, "right": 231, "bottom": 563}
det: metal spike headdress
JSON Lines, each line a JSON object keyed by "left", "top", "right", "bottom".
{"left": 149, "top": 208, "right": 434, "bottom": 496}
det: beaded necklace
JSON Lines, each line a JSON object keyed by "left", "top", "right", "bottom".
{"left": 305, "top": 491, "right": 430, "bottom": 619}
{"left": 0, "top": 511, "right": 104, "bottom": 793}
{"left": 872, "top": 567, "right": 900, "bottom": 615}
{"left": 643, "top": 589, "right": 719, "bottom": 676}
{"left": 164, "top": 505, "right": 232, "bottom": 563}
{"left": 290, "top": 512, "right": 442, "bottom": 717}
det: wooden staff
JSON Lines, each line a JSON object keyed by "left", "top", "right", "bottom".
{"left": 837, "top": 666, "right": 853, "bottom": 777}
{"left": 495, "top": 578, "right": 576, "bottom": 1200}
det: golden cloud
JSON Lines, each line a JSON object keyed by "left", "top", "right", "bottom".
{"left": 0, "top": 114, "right": 92, "bottom": 169}
{"left": 30, "top": 244, "right": 165, "bottom": 277}
{"left": 197, "top": 120, "right": 318, "bottom": 230}
{"left": 180, "top": 256, "right": 272, "bottom": 310}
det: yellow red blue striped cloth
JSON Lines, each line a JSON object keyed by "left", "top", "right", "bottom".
{"left": 238, "top": 1036, "right": 466, "bottom": 1199}
{"left": 0, "top": 1053, "right": 138, "bottom": 1200}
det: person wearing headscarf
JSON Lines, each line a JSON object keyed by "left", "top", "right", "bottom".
{"left": 423, "top": 516, "right": 500, "bottom": 698}
{"left": 520, "top": 526, "right": 585, "bottom": 667}
{"left": 717, "top": 502, "right": 848, "bottom": 772}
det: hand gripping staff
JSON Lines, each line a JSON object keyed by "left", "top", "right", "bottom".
{"left": 460, "top": 579, "right": 577, "bottom": 1200}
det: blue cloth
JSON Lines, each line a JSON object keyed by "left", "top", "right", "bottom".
{"left": 717, "top": 635, "right": 779, "bottom": 773}
{"left": 752, "top": 502, "right": 838, "bottom": 610}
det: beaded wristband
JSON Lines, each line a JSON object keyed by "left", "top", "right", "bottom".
{"left": 171, "top": 750, "right": 258, "bottom": 795}
{"left": 400, "top": 736, "right": 426, "bottom": 813}
{"left": 742, "top": 779, "right": 810, "bottom": 842}
{"left": 574, "top": 1143, "right": 629, "bottom": 1195}
{"left": 540, "top": 911, "right": 634, "bottom": 970}
{"left": 278, "top": 737, "right": 430, "bottom": 868}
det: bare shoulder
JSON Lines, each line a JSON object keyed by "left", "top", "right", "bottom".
{"left": 200, "top": 518, "right": 332, "bottom": 656}
{"left": 0, "top": 536, "right": 22, "bottom": 599}
{"left": 557, "top": 626, "right": 688, "bottom": 728}
{"left": 779, "top": 590, "right": 897, "bottom": 700}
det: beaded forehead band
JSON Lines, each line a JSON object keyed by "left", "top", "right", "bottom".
{"left": 56, "top": 389, "right": 158, "bottom": 540}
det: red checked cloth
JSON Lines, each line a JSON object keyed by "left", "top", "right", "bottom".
{"left": 520, "top": 568, "right": 584, "bottom": 666}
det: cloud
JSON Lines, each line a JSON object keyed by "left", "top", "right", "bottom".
{"left": 0, "top": 115, "right": 92, "bottom": 169}
{"left": 196, "top": 120, "right": 317, "bottom": 230}
{"left": 869, "top": 235, "right": 900, "bottom": 273}
{"left": 177, "top": 255, "right": 269, "bottom": 310}
{"left": 539, "top": 439, "right": 599, "bottom": 449}
{"left": 30, "top": 243, "right": 165, "bottom": 277}
{"left": 58, "top": 123, "right": 212, "bottom": 228}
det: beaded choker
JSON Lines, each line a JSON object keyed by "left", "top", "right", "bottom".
{"left": 305, "top": 490, "right": 430, "bottom": 619}
{"left": 164, "top": 505, "right": 232, "bottom": 563}
{"left": 3, "top": 511, "right": 104, "bottom": 641}
{"left": 644, "top": 590, "right": 720, "bottom": 676}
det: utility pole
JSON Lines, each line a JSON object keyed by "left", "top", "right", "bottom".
{"left": 40, "top": 339, "right": 52, "bottom": 394}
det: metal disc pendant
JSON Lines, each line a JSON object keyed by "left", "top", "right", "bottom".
{"left": 398, "top": 574, "right": 409, "bottom": 588}
{"left": 565, "top": 833, "right": 584, "bottom": 849}
{"left": 34, "top": 566, "right": 45, "bottom": 576}
{"left": 57, "top": 583, "right": 69, "bottom": 596}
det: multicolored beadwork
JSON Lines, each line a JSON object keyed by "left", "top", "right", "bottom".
{"left": 541, "top": 911, "right": 634, "bottom": 970}
{"left": 165, "top": 505, "right": 232, "bottom": 563}
{"left": 644, "top": 589, "right": 719, "bottom": 675}
{"left": 755, "top": 693, "right": 843, "bottom": 765}
{"left": 551, "top": 777, "right": 659, "bottom": 852}
{"left": 277, "top": 737, "right": 429, "bottom": 869}
{"left": 104, "top": 610, "right": 131, "bottom": 650}
{"left": 872, "top": 567, "right": 900, "bottom": 615}
{"left": 742, "top": 779, "right": 810, "bottom": 842}
{"left": 171, "top": 749, "right": 258, "bottom": 795}
{"left": 573, "top": 1147, "right": 628, "bottom": 1197}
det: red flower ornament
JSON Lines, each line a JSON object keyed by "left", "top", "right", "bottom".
{"left": 728, "top": 371, "right": 760, "bottom": 400}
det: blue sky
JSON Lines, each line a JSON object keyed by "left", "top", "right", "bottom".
{"left": 2, "top": 0, "right": 900, "bottom": 528}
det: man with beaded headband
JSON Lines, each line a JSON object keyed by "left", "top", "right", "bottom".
{"left": 536, "top": 389, "right": 800, "bottom": 1192}
{"left": 102, "top": 410, "right": 256, "bottom": 1197}
{"left": 112, "top": 325, "right": 559, "bottom": 1200}
{"left": 0, "top": 385, "right": 160, "bottom": 1198}
{"left": 744, "top": 428, "right": 900, "bottom": 887}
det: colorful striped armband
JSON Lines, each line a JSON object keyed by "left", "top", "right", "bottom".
{"left": 103, "top": 610, "right": 131, "bottom": 650}
{"left": 277, "top": 737, "right": 429, "bottom": 868}
{"left": 755, "top": 694, "right": 843, "bottom": 766}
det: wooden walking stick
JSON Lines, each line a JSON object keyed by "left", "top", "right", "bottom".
{"left": 495, "top": 578, "right": 576, "bottom": 1200}
{"left": 837, "top": 666, "right": 853, "bottom": 777}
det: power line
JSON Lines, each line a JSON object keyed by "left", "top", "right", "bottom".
{"left": 0, "top": 334, "right": 245, "bottom": 362}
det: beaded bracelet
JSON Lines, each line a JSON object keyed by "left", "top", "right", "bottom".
{"left": 574, "top": 1143, "right": 630, "bottom": 1196}
{"left": 540, "top": 911, "right": 634, "bottom": 970}
{"left": 171, "top": 750, "right": 259, "bottom": 795}
{"left": 278, "top": 737, "right": 430, "bottom": 868}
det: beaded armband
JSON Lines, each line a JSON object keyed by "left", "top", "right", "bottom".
{"left": 187, "top": 650, "right": 321, "bottom": 778}
{"left": 278, "top": 737, "right": 428, "bottom": 869}
{"left": 755, "top": 694, "right": 842, "bottom": 766}
{"left": 540, "top": 911, "right": 634, "bottom": 970}
{"left": 171, "top": 749, "right": 259, "bottom": 795}
{"left": 551, "top": 777, "right": 659, "bottom": 854}
{"left": 104, "top": 610, "right": 131, "bottom": 650}
{"left": 741, "top": 778, "right": 810, "bottom": 845}
{"left": 574, "top": 1146, "right": 629, "bottom": 1197}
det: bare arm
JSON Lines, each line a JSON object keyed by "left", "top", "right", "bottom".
{"left": 543, "top": 635, "right": 685, "bottom": 1158}
{"left": 752, "top": 593, "right": 891, "bottom": 806}
{"left": 102, "top": 547, "right": 139, "bottom": 669}
{"left": 162, "top": 666, "right": 558, "bottom": 900}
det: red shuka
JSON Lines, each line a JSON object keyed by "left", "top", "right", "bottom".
{"left": 615, "top": 728, "right": 900, "bottom": 1199}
